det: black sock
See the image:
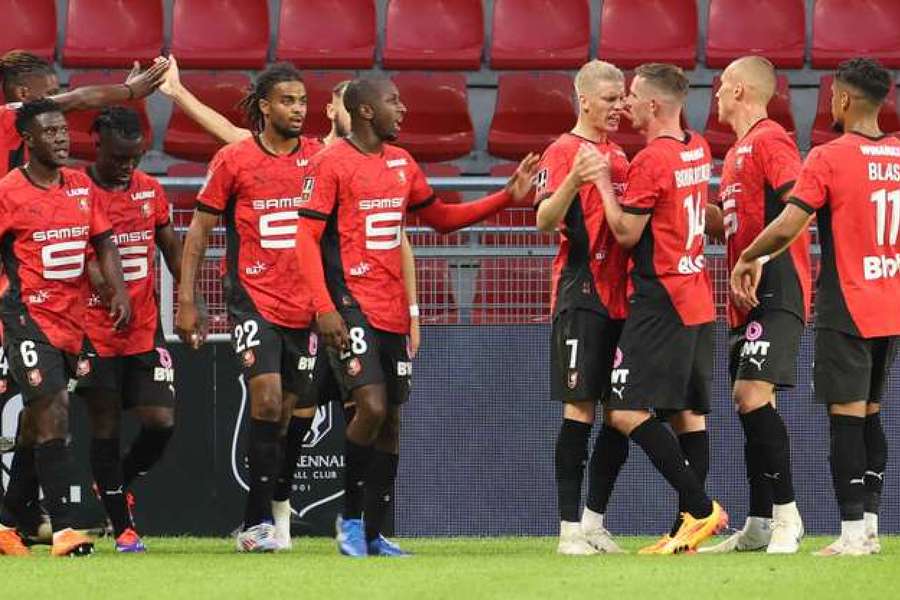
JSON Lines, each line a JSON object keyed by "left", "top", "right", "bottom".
{"left": 630, "top": 419, "right": 712, "bottom": 519}
{"left": 829, "top": 414, "right": 866, "bottom": 521}
{"left": 274, "top": 416, "right": 313, "bottom": 502}
{"left": 740, "top": 404, "right": 795, "bottom": 505}
{"left": 554, "top": 419, "right": 591, "bottom": 522}
{"left": 364, "top": 450, "right": 399, "bottom": 542}
{"left": 0, "top": 444, "right": 38, "bottom": 528}
{"left": 243, "top": 419, "right": 281, "bottom": 527}
{"left": 671, "top": 430, "right": 709, "bottom": 536}
{"left": 121, "top": 426, "right": 174, "bottom": 488}
{"left": 90, "top": 438, "right": 133, "bottom": 536}
{"left": 586, "top": 425, "right": 629, "bottom": 515}
{"left": 863, "top": 412, "right": 887, "bottom": 515}
{"left": 34, "top": 439, "right": 77, "bottom": 532}
{"left": 344, "top": 439, "right": 374, "bottom": 519}
{"left": 744, "top": 441, "right": 773, "bottom": 519}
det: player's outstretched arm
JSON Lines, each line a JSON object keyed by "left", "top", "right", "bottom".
{"left": 416, "top": 153, "right": 539, "bottom": 234}
{"left": 158, "top": 55, "right": 251, "bottom": 145}
{"left": 400, "top": 232, "right": 420, "bottom": 357}
{"left": 590, "top": 146, "right": 649, "bottom": 248}
{"left": 92, "top": 235, "right": 131, "bottom": 330}
{"left": 295, "top": 216, "right": 349, "bottom": 350}
{"left": 730, "top": 202, "right": 813, "bottom": 311}
{"left": 49, "top": 59, "right": 169, "bottom": 112}
{"left": 177, "top": 211, "right": 217, "bottom": 349}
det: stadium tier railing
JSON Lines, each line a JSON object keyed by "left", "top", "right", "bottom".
{"left": 156, "top": 175, "right": 819, "bottom": 343}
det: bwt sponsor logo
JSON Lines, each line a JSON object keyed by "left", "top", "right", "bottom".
{"left": 864, "top": 253, "right": 900, "bottom": 280}
{"left": 359, "top": 197, "right": 403, "bottom": 210}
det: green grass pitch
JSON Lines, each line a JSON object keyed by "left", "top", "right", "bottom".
{"left": 5, "top": 536, "right": 900, "bottom": 599}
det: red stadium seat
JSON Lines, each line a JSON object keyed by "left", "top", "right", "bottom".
{"left": 301, "top": 71, "right": 355, "bottom": 140}
{"left": 812, "top": 0, "right": 900, "bottom": 69}
{"left": 65, "top": 71, "right": 153, "bottom": 161}
{"left": 0, "top": 0, "right": 56, "bottom": 61}
{"left": 609, "top": 73, "right": 690, "bottom": 159}
{"left": 487, "top": 73, "right": 576, "bottom": 161}
{"left": 62, "top": 0, "right": 163, "bottom": 68}
{"left": 416, "top": 260, "right": 459, "bottom": 325}
{"left": 166, "top": 163, "right": 207, "bottom": 226}
{"left": 811, "top": 75, "right": 900, "bottom": 147}
{"left": 163, "top": 72, "right": 250, "bottom": 163}
{"left": 392, "top": 72, "right": 474, "bottom": 162}
{"left": 471, "top": 258, "right": 551, "bottom": 324}
{"left": 598, "top": 0, "right": 697, "bottom": 69}
{"left": 705, "top": 0, "right": 805, "bottom": 68}
{"left": 276, "top": 0, "right": 375, "bottom": 68}
{"left": 383, "top": 0, "right": 483, "bottom": 70}
{"left": 490, "top": 0, "right": 589, "bottom": 69}
{"left": 703, "top": 75, "right": 796, "bottom": 159}
{"left": 170, "top": 0, "right": 269, "bottom": 69}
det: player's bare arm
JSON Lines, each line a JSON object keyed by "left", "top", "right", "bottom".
{"left": 176, "top": 210, "right": 217, "bottom": 348}
{"left": 400, "top": 232, "right": 420, "bottom": 358}
{"left": 295, "top": 217, "right": 349, "bottom": 351}
{"left": 49, "top": 59, "right": 168, "bottom": 112}
{"left": 159, "top": 55, "right": 251, "bottom": 145}
{"left": 591, "top": 146, "right": 650, "bottom": 248}
{"left": 730, "top": 203, "right": 813, "bottom": 311}
{"left": 92, "top": 234, "right": 131, "bottom": 330}
{"left": 536, "top": 147, "right": 601, "bottom": 232}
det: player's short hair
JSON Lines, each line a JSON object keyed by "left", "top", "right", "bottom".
{"left": 238, "top": 62, "right": 305, "bottom": 132}
{"left": 342, "top": 77, "right": 389, "bottom": 116}
{"left": 634, "top": 63, "right": 690, "bottom": 101}
{"left": 574, "top": 60, "right": 624, "bottom": 96}
{"left": 728, "top": 55, "right": 777, "bottom": 103}
{"left": 91, "top": 106, "right": 142, "bottom": 140}
{"left": 0, "top": 50, "right": 54, "bottom": 88}
{"left": 15, "top": 98, "right": 62, "bottom": 134}
{"left": 835, "top": 58, "right": 892, "bottom": 105}
{"left": 332, "top": 80, "right": 351, "bottom": 98}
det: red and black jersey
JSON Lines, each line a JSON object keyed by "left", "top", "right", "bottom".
{"left": 534, "top": 133, "right": 630, "bottom": 319}
{"left": 298, "top": 140, "right": 434, "bottom": 335}
{"left": 197, "top": 135, "right": 324, "bottom": 329}
{"left": 789, "top": 133, "right": 900, "bottom": 338}
{"left": 620, "top": 131, "right": 715, "bottom": 326}
{"left": 0, "top": 167, "right": 112, "bottom": 355}
{"left": 720, "top": 119, "right": 811, "bottom": 327}
{"left": 82, "top": 169, "right": 171, "bottom": 356}
{"left": 0, "top": 104, "right": 26, "bottom": 179}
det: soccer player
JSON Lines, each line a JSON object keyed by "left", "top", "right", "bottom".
{"left": 0, "top": 51, "right": 168, "bottom": 177}
{"left": 534, "top": 60, "right": 630, "bottom": 555}
{"left": 73, "top": 107, "right": 182, "bottom": 553}
{"left": 700, "top": 56, "right": 809, "bottom": 555}
{"left": 590, "top": 63, "right": 726, "bottom": 554}
{"left": 0, "top": 99, "right": 130, "bottom": 557}
{"left": 295, "top": 76, "right": 538, "bottom": 557}
{"left": 732, "top": 58, "right": 900, "bottom": 556}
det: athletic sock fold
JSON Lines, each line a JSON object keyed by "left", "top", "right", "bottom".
{"left": 586, "top": 425, "right": 628, "bottom": 515}
{"left": 670, "top": 430, "right": 709, "bottom": 536}
{"left": 90, "top": 437, "right": 134, "bottom": 536}
{"left": 364, "top": 451, "right": 399, "bottom": 542}
{"left": 863, "top": 412, "right": 886, "bottom": 515}
{"left": 344, "top": 439, "right": 375, "bottom": 520}
{"left": 34, "top": 439, "right": 77, "bottom": 533}
{"left": 274, "top": 416, "right": 314, "bottom": 502}
{"left": 555, "top": 419, "right": 592, "bottom": 523}
{"left": 244, "top": 419, "right": 281, "bottom": 528}
{"left": 829, "top": 414, "right": 866, "bottom": 522}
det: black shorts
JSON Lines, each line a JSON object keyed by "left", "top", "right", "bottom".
{"left": 551, "top": 310, "right": 623, "bottom": 403}
{"left": 228, "top": 307, "right": 317, "bottom": 400}
{"left": 328, "top": 308, "right": 411, "bottom": 406}
{"left": 606, "top": 310, "right": 713, "bottom": 415}
{"left": 2, "top": 315, "right": 80, "bottom": 402}
{"left": 297, "top": 345, "right": 344, "bottom": 409}
{"left": 729, "top": 310, "right": 804, "bottom": 388}
{"left": 77, "top": 345, "right": 176, "bottom": 410}
{"left": 814, "top": 328, "right": 899, "bottom": 405}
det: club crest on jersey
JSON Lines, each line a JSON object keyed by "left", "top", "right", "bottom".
{"left": 567, "top": 370, "right": 578, "bottom": 390}
{"left": 347, "top": 357, "right": 362, "bottom": 377}
{"left": 141, "top": 201, "right": 153, "bottom": 218}
{"left": 75, "top": 358, "right": 91, "bottom": 378}
{"left": 533, "top": 168, "right": 549, "bottom": 196}
{"left": 301, "top": 177, "right": 315, "bottom": 203}
{"left": 27, "top": 369, "right": 42, "bottom": 387}
{"left": 396, "top": 169, "right": 406, "bottom": 184}
{"left": 241, "top": 350, "right": 256, "bottom": 368}
{"left": 77, "top": 197, "right": 90, "bottom": 213}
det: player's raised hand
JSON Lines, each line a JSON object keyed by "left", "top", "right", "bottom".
{"left": 504, "top": 152, "right": 540, "bottom": 201}
{"left": 176, "top": 298, "right": 205, "bottom": 350}
{"left": 158, "top": 55, "right": 182, "bottom": 97}
{"left": 124, "top": 58, "right": 170, "bottom": 99}
{"left": 730, "top": 257, "right": 763, "bottom": 313}
{"left": 571, "top": 143, "right": 606, "bottom": 186}
{"left": 108, "top": 289, "right": 132, "bottom": 331}
{"left": 317, "top": 310, "right": 350, "bottom": 351}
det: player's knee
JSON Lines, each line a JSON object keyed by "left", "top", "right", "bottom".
{"left": 250, "top": 389, "right": 284, "bottom": 422}
{"left": 563, "top": 400, "right": 595, "bottom": 424}
{"left": 141, "top": 408, "right": 175, "bottom": 430}
{"left": 606, "top": 410, "right": 644, "bottom": 435}
{"left": 732, "top": 380, "right": 774, "bottom": 414}
{"left": 669, "top": 410, "right": 705, "bottom": 434}
{"left": 32, "top": 393, "right": 70, "bottom": 439}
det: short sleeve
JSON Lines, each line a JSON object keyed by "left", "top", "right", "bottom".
{"left": 89, "top": 193, "right": 113, "bottom": 241}
{"left": 407, "top": 160, "right": 436, "bottom": 211}
{"left": 788, "top": 147, "right": 831, "bottom": 214}
{"left": 756, "top": 132, "right": 802, "bottom": 195}
{"left": 621, "top": 150, "right": 665, "bottom": 214}
{"left": 153, "top": 180, "right": 172, "bottom": 228}
{"left": 196, "top": 150, "right": 235, "bottom": 214}
{"left": 297, "top": 156, "right": 339, "bottom": 220}
{"left": 534, "top": 142, "right": 574, "bottom": 207}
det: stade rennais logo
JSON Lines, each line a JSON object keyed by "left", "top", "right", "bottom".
{"left": 230, "top": 375, "right": 345, "bottom": 530}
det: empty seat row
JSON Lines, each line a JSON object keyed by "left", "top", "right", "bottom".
{"left": 5, "top": 0, "right": 900, "bottom": 72}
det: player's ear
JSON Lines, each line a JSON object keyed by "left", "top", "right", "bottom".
{"left": 325, "top": 102, "right": 335, "bottom": 120}
{"left": 258, "top": 97, "right": 271, "bottom": 118}
{"left": 359, "top": 102, "right": 375, "bottom": 121}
